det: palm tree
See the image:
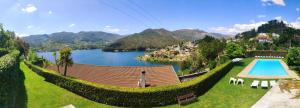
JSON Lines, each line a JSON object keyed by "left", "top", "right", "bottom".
{"left": 52, "top": 52, "right": 60, "bottom": 72}
{"left": 59, "top": 47, "right": 73, "bottom": 76}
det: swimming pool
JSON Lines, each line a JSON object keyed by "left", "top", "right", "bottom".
{"left": 248, "top": 59, "right": 288, "bottom": 76}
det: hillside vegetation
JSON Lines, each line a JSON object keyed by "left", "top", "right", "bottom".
{"left": 103, "top": 29, "right": 181, "bottom": 51}
{"left": 23, "top": 31, "right": 122, "bottom": 51}
{"left": 104, "top": 28, "right": 227, "bottom": 51}
{"left": 235, "top": 20, "right": 300, "bottom": 50}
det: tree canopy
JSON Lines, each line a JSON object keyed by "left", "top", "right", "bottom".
{"left": 59, "top": 47, "right": 73, "bottom": 76}
{"left": 225, "top": 42, "right": 244, "bottom": 59}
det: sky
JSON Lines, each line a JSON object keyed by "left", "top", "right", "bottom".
{"left": 0, "top": 0, "right": 299, "bottom": 37}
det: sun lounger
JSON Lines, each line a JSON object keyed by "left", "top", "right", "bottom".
{"left": 261, "top": 81, "right": 268, "bottom": 88}
{"left": 229, "top": 77, "right": 237, "bottom": 85}
{"left": 251, "top": 80, "right": 259, "bottom": 88}
{"left": 237, "top": 78, "right": 244, "bottom": 86}
{"left": 270, "top": 80, "right": 276, "bottom": 87}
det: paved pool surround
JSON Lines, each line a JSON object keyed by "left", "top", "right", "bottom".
{"left": 237, "top": 59, "right": 299, "bottom": 79}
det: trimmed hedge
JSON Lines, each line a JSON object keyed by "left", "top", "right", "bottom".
{"left": 0, "top": 50, "right": 20, "bottom": 73}
{"left": 0, "top": 48, "right": 8, "bottom": 57}
{"left": 0, "top": 50, "right": 25, "bottom": 107}
{"left": 25, "top": 61, "right": 234, "bottom": 107}
{"left": 246, "top": 50, "right": 287, "bottom": 57}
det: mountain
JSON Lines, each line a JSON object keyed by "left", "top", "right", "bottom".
{"left": 173, "top": 29, "right": 227, "bottom": 41}
{"left": 103, "top": 28, "right": 181, "bottom": 51}
{"left": 23, "top": 31, "right": 122, "bottom": 51}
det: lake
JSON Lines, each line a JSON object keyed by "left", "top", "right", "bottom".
{"left": 37, "top": 49, "right": 180, "bottom": 72}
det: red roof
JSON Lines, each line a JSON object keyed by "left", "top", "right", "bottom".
{"left": 46, "top": 64, "right": 180, "bottom": 87}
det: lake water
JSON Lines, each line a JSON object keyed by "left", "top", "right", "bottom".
{"left": 37, "top": 49, "right": 180, "bottom": 72}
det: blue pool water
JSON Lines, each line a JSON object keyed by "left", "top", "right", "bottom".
{"left": 248, "top": 59, "right": 288, "bottom": 76}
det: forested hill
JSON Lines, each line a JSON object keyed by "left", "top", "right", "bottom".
{"left": 236, "top": 20, "right": 300, "bottom": 39}
{"left": 23, "top": 31, "right": 122, "bottom": 51}
{"left": 103, "top": 28, "right": 227, "bottom": 51}
{"left": 172, "top": 29, "right": 227, "bottom": 41}
{"left": 24, "top": 28, "right": 227, "bottom": 52}
{"left": 103, "top": 29, "right": 180, "bottom": 51}
{"left": 236, "top": 19, "right": 300, "bottom": 47}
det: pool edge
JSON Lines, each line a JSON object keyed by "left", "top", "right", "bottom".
{"left": 237, "top": 59, "right": 299, "bottom": 79}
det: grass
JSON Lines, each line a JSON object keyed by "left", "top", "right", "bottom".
{"left": 19, "top": 61, "right": 114, "bottom": 108}
{"left": 164, "top": 58, "right": 269, "bottom": 108}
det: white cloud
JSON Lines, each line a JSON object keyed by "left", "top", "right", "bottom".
{"left": 257, "top": 15, "right": 266, "bottom": 18}
{"left": 69, "top": 24, "right": 75, "bottom": 28}
{"left": 15, "top": 33, "right": 28, "bottom": 37}
{"left": 103, "top": 25, "right": 120, "bottom": 33}
{"left": 291, "top": 17, "right": 300, "bottom": 29}
{"left": 27, "top": 25, "right": 34, "bottom": 29}
{"left": 48, "top": 10, "right": 52, "bottom": 14}
{"left": 212, "top": 16, "right": 300, "bottom": 35}
{"left": 21, "top": 4, "right": 37, "bottom": 13}
{"left": 274, "top": 16, "right": 283, "bottom": 20}
{"left": 211, "top": 21, "right": 267, "bottom": 35}
{"left": 296, "top": 8, "right": 300, "bottom": 12}
{"left": 261, "top": 0, "right": 285, "bottom": 6}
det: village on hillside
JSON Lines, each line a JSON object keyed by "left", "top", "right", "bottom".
{"left": 138, "top": 41, "right": 197, "bottom": 62}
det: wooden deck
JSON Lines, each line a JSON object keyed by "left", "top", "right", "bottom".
{"left": 47, "top": 64, "right": 180, "bottom": 87}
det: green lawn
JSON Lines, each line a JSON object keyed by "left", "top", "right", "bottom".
{"left": 20, "top": 58, "right": 270, "bottom": 108}
{"left": 164, "top": 58, "right": 269, "bottom": 108}
{"left": 20, "top": 61, "right": 114, "bottom": 108}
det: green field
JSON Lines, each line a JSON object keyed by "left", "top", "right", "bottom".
{"left": 164, "top": 58, "right": 269, "bottom": 108}
{"left": 20, "top": 61, "right": 114, "bottom": 108}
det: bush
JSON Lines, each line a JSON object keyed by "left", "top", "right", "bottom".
{"left": 25, "top": 61, "right": 233, "bottom": 107}
{"left": 287, "top": 47, "right": 300, "bottom": 72}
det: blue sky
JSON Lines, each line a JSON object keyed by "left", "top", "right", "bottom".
{"left": 0, "top": 0, "right": 299, "bottom": 36}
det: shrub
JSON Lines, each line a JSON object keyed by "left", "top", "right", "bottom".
{"left": 287, "top": 47, "right": 300, "bottom": 72}
{"left": 25, "top": 61, "right": 233, "bottom": 107}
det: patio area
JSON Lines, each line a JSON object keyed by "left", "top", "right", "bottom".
{"left": 252, "top": 80, "right": 300, "bottom": 108}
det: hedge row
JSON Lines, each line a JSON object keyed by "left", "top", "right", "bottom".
{"left": 0, "top": 50, "right": 24, "bottom": 107}
{"left": 246, "top": 50, "right": 288, "bottom": 57}
{"left": 25, "top": 60, "right": 234, "bottom": 107}
{"left": 0, "top": 48, "right": 8, "bottom": 58}
{"left": 0, "top": 50, "right": 20, "bottom": 73}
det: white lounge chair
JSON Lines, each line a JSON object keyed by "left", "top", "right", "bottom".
{"left": 270, "top": 80, "right": 277, "bottom": 87}
{"left": 237, "top": 78, "right": 244, "bottom": 86}
{"left": 261, "top": 81, "right": 268, "bottom": 89}
{"left": 251, "top": 80, "right": 259, "bottom": 88}
{"left": 229, "top": 77, "right": 237, "bottom": 85}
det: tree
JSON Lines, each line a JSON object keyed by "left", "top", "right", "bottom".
{"left": 59, "top": 47, "right": 73, "bottom": 76}
{"left": 15, "top": 37, "right": 29, "bottom": 56}
{"left": 52, "top": 52, "right": 60, "bottom": 72}
{"left": 226, "top": 42, "right": 244, "bottom": 59}
{"left": 197, "top": 36, "right": 226, "bottom": 61}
